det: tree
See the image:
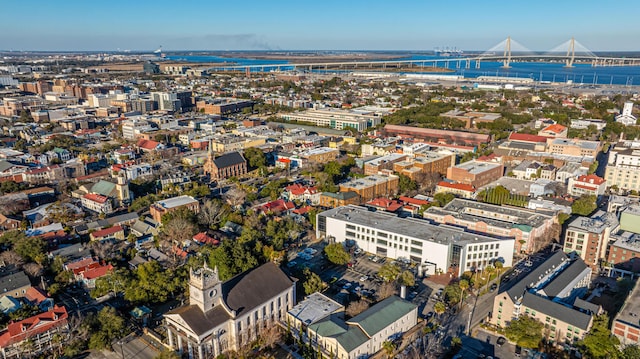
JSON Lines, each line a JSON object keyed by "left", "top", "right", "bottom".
{"left": 244, "top": 147, "right": 267, "bottom": 169}
{"left": 162, "top": 217, "right": 196, "bottom": 247}
{"left": 458, "top": 279, "right": 469, "bottom": 307}
{"left": 622, "top": 345, "right": 640, "bottom": 359}
{"left": 378, "top": 281, "right": 396, "bottom": 300}
{"left": 505, "top": 315, "right": 544, "bottom": 349}
{"left": 577, "top": 314, "right": 621, "bottom": 359}
{"left": 382, "top": 340, "right": 396, "bottom": 359}
{"left": 398, "top": 270, "right": 415, "bottom": 287}
{"left": 572, "top": 194, "right": 597, "bottom": 216}
{"left": 258, "top": 319, "right": 282, "bottom": 351}
{"left": 588, "top": 160, "right": 599, "bottom": 175}
{"left": 324, "top": 243, "right": 350, "bottom": 265}
{"left": 434, "top": 302, "right": 446, "bottom": 317}
{"left": 494, "top": 260, "right": 504, "bottom": 278}
{"left": 223, "top": 186, "right": 247, "bottom": 208}
{"left": 14, "top": 236, "right": 47, "bottom": 264}
{"left": 346, "top": 299, "right": 370, "bottom": 317}
{"left": 207, "top": 240, "right": 259, "bottom": 280}
{"left": 302, "top": 268, "right": 325, "bottom": 295}
{"left": 198, "top": 199, "right": 230, "bottom": 230}
{"left": 397, "top": 174, "right": 418, "bottom": 195}
{"left": 378, "top": 263, "right": 401, "bottom": 282}
{"left": 432, "top": 192, "right": 455, "bottom": 207}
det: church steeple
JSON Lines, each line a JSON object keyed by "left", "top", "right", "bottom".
{"left": 189, "top": 263, "right": 221, "bottom": 312}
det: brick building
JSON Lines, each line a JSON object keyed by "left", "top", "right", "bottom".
{"left": 150, "top": 195, "right": 200, "bottom": 223}
{"left": 446, "top": 160, "right": 504, "bottom": 188}
{"left": 203, "top": 151, "right": 247, "bottom": 181}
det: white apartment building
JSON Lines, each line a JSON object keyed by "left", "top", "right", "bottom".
{"left": 317, "top": 205, "right": 514, "bottom": 276}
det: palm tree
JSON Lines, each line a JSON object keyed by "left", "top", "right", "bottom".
{"left": 382, "top": 340, "right": 396, "bottom": 359}
{"left": 434, "top": 302, "right": 446, "bottom": 318}
{"left": 459, "top": 279, "right": 469, "bottom": 308}
{"left": 494, "top": 261, "right": 504, "bottom": 279}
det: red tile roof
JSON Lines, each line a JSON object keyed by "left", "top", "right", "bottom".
{"left": 24, "top": 287, "right": 49, "bottom": 304}
{"left": 83, "top": 193, "right": 109, "bottom": 204}
{"left": 91, "top": 226, "right": 123, "bottom": 238}
{"left": 399, "top": 196, "right": 430, "bottom": 206}
{"left": 541, "top": 124, "right": 567, "bottom": 134}
{"left": 508, "top": 133, "right": 549, "bottom": 143}
{"left": 285, "top": 183, "right": 318, "bottom": 196}
{"left": 65, "top": 257, "right": 97, "bottom": 271}
{"left": 575, "top": 174, "right": 605, "bottom": 185}
{"left": 0, "top": 306, "right": 68, "bottom": 347}
{"left": 137, "top": 139, "right": 161, "bottom": 151}
{"left": 193, "top": 232, "right": 219, "bottom": 246}
{"left": 82, "top": 264, "right": 113, "bottom": 280}
{"left": 260, "top": 199, "right": 295, "bottom": 213}
{"left": 366, "top": 198, "right": 403, "bottom": 212}
{"left": 293, "top": 206, "right": 312, "bottom": 215}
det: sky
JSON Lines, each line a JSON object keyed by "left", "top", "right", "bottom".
{"left": 1, "top": 0, "right": 638, "bottom": 52}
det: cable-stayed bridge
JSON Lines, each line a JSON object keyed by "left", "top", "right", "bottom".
{"left": 207, "top": 37, "right": 640, "bottom": 73}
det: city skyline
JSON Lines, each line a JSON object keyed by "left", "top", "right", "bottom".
{"left": 1, "top": 0, "right": 639, "bottom": 52}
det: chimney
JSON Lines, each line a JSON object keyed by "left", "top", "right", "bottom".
{"left": 400, "top": 285, "right": 407, "bottom": 299}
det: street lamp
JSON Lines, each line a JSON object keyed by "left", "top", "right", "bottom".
{"left": 117, "top": 340, "right": 125, "bottom": 359}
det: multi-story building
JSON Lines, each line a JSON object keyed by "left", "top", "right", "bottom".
{"left": 280, "top": 108, "right": 382, "bottom": 131}
{"left": 150, "top": 195, "right": 200, "bottom": 223}
{"left": 21, "top": 165, "right": 64, "bottom": 185}
{"left": 289, "top": 293, "right": 418, "bottom": 359}
{"left": 423, "top": 199, "right": 555, "bottom": 254}
{"left": 0, "top": 306, "right": 69, "bottom": 359}
{"left": 196, "top": 98, "right": 253, "bottom": 115}
{"left": 317, "top": 205, "right": 514, "bottom": 276}
{"left": 121, "top": 118, "right": 153, "bottom": 140}
{"left": 613, "top": 279, "right": 640, "bottom": 345}
{"left": 489, "top": 251, "right": 594, "bottom": 347}
{"left": 364, "top": 154, "right": 407, "bottom": 175}
{"left": 434, "top": 181, "right": 476, "bottom": 199}
{"left": 538, "top": 124, "right": 568, "bottom": 138}
{"left": 446, "top": 160, "right": 504, "bottom": 188}
{"left": 383, "top": 124, "right": 491, "bottom": 147}
{"left": 564, "top": 210, "right": 619, "bottom": 270}
{"left": 567, "top": 174, "right": 606, "bottom": 197}
{"left": 164, "top": 263, "right": 296, "bottom": 359}
{"left": 203, "top": 151, "right": 247, "bottom": 181}
{"left": 319, "top": 191, "right": 360, "bottom": 208}
{"left": 0, "top": 271, "right": 31, "bottom": 300}
{"left": 338, "top": 174, "right": 399, "bottom": 203}
{"left": 615, "top": 102, "right": 637, "bottom": 126}
{"left": 605, "top": 146, "right": 640, "bottom": 192}
{"left": 81, "top": 193, "right": 114, "bottom": 214}
{"left": 546, "top": 138, "right": 601, "bottom": 157}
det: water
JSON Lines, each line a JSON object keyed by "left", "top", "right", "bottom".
{"left": 403, "top": 55, "right": 639, "bottom": 86}
{"left": 165, "top": 53, "right": 639, "bottom": 86}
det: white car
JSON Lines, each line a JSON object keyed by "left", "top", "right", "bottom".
{"left": 359, "top": 275, "right": 368, "bottom": 282}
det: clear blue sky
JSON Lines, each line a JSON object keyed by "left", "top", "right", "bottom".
{"left": 1, "top": 0, "right": 638, "bottom": 51}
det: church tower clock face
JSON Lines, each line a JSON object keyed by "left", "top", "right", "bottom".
{"left": 209, "top": 289, "right": 217, "bottom": 297}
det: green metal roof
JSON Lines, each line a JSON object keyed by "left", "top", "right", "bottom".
{"left": 91, "top": 180, "right": 116, "bottom": 197}
{"left": 347, "top": 296, "right": 417, "bottom": 337}
{"left": 309, "top": 316, "right": 369, "bottom": 353}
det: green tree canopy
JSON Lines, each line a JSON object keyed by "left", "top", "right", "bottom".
{"left": 572, "top": 194, "right": 597, "bottom": 216}
{"left": 244, "top": 147, "right": 267, "bottom": 169}
{"left": 14, "top": 236, "right": 47, "bottom": 264}
{"left": 505, "top": 315, "right": 544, "bottom": 349}
{"left": 397, "top": 174, "right": 418, "bottom": 195}
{"left": 577, "top": 314, "right": 621, "bottom": 359}
{"left": 397, "top": 270, "right": 415, "bottom": 287}
{"left": 378, "top": 263, "right": 401, "bottom": 283}
{"left": 302, "top": 268, "right": 325, "bottom": 295}
{"left": 324, "top": 243, "right": 350, "bottom": 266}
{"left": 207, "top": 240, "right": 260, "bottom": 280}
{"left": 432, "top": 192, "right": 455, "bottom": 207}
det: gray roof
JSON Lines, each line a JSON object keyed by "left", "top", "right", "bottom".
{"left": 213, "top": 151, "right": 246, "bottom": 169}
{"left": 504, "top": 251, "right": 568, "bottom": 301}
{"left": 288, "top": 292, "right": 343, "bottom": 326}
{"left": 567, "top": 210, "right": 619, "bottom": 234}
{"left": 539, "top": 260, "right": 589, "bottom": 298}
{"left": 614, "top": 279, "right": 640, "bottom": 329}
{"left": 0, "top": 271, "right": 30, "bottom": 294}
{"left": 322, "top": 191, "right": 359, "bottom": 200}
{"left": 320, "top": 205, "right": 513, "bottom": 247}
{"left": 522, "top": 292, "right": 592, "bottom": 330}
{"left": 167, "top": 305, "right": 231, "bottom": 336}
{"left": 222, "top": 262, "right": 295, "bottom": 318}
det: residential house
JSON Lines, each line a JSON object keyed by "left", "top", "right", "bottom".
{"left": 81, "top": 193, "right": 114, "bottom": 214}
{"left": 284, "top": 184, "right": 320, "bottom": 205}
{"left": 89, "top": 225, "right": 125, "bottom": 242}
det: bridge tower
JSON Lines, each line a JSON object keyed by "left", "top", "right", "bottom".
{"left": 502, "top": 36, "right": 512, "bottom": 68}
{"left": 566, "top": 37, "right": 576, "bottom": 67}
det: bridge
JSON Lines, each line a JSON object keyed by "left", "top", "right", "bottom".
{"left": 206, "top": 37, "right": 640, "bottom": 73}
